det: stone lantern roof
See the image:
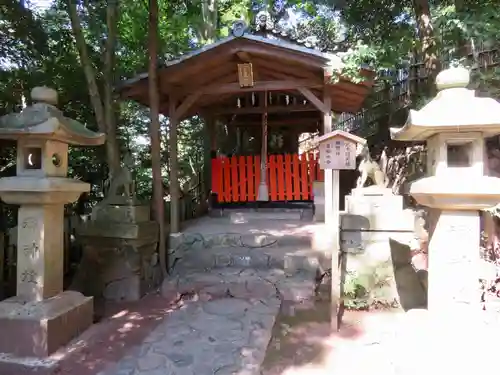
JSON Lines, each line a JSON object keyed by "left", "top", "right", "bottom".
{"left": 0, "top": 87, "right": 105, "bottom": 145}
{"left": 390, "top": 67, "right": 500, "bottom": 141}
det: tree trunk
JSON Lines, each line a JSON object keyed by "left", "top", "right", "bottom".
{"left": 148, "top": 0, "right": 167, "bottom": 277}
{"left": 413, "top": 0, "right": 440, "bottom": 97}
{"left": 200, "top": 0, "right": 218, "bottom": 43}
{"left": 103, "top": 0, "right": 121, "bottom": 173}
{"left": 66, "top": 0, "right": 120, "bottom": 173}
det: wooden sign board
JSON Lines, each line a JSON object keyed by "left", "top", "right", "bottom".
{"left": 238, "top": 63, "right": 254, "bottom": 87}
{"left": 319, "top": 137, "right": 356, "bottom": 170}
{"left": 315, "top": 130, "right": 366, "bottom": 171}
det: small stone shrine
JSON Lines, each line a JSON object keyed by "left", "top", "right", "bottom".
{"left": 391, "top": 67, "right": 500, "bottom": 315}
{"left": 0, "top": 87, "right": 105, "bottom": 358}
{"left": 75, "top": 153, "right": 160, "bottom": 302}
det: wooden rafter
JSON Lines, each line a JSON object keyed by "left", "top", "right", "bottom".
{"left": 231, "top": 118, "right": 320, "bottom": 127}
{"left": 230, "top": 45, "right": 324, "bottom": 69}
{"left": 251, "top": 57, "right": 320, "bottom": 81}
{"left": 184, "top": 79, "right": 322, "bottom": 96}
{"left": 210, "top": 102, "right": 317, "bottom": 115}
{"left": 297, "top": 87, "right": 329, "bottom": 114}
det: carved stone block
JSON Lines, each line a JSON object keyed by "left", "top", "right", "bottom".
{"left": 75, "top": 204, "right": 160, "bottom": 302}
{"left": 0, "top": 291, "right": 92, "bottom": 357}
{"left": 79, "top": 220, "right": 158, "bottom": 240}
{"left": 72, "top": 240, "right": 161, "bottom": 302}
{"left": 341, "top": 211, "right": 414, "bottom": 232}
{"left": 94, "top": 204, "right": 150, "bottom": 224}
{"left": 345, "top": 194, "right": 403, "bottom": 214}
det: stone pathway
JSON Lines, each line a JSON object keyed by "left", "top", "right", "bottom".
{"left": 97, "top": 268, "right": 316, "bottom": 375}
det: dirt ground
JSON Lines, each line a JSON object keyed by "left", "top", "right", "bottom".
{"left": 261, "top": 299, "right": 401, "bottom": 375}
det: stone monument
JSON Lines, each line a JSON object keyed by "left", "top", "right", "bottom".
{"left": 0, "top": 86, "right": 105, "bottom": 357}
{"left": 339, "top": 142, "right": 424, "bottom": 308}
{"left": 391, "top": 66, "right": 500, "bottom": 315}
{"left": 75, "top": 153, "right": 160, "bottom": 302}
{"left": 341, "top": 182, "right": 420, "bottom": 308}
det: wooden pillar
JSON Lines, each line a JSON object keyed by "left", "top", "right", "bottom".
{"left": 169, "top": 100, "right": 180, "bottom": 233}
{"left": 323, "top": 91, "right": 341, "bottom": 331}
{"left": 257, "top": 91, "right": 269, "bottom": 201}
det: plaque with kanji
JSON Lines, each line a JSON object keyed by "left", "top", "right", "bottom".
{"left": 315, "top": 130, "right": 366, "bottom": 171}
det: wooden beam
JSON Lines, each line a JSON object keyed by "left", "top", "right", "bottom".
{"left": 231, "top": 118, "right": 320, "bottom": 127}
{"left": 170, "top": 65, "right": 237, "bottom": 95}
{"left": 251, "top": 57, "right": 321, "bottom": 82}
{"left": 297, "top": 87, "right": 329, "bottom": 114}
{"left": 185, "top": 79, "right": 322, "bottom": 96}
{"left": 230, "top": 46, "right": 324, "bottom": 69}
{"left": 175, "top": 92, "right": 202, "bottom": 119}
{"left": 236, "top": 51, "right": 252, "bottom": 62}
{"left": 210, "top": 103, "right": 317, "bottom": 115}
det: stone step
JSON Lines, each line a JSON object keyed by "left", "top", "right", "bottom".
{"left": 228, "top": 210, "right": 306, "bottom": 223}
{"left": 175, "top": 246, "right": 326, "bottom": 276}
{"left": 171, "top": 231, "right": 312, "bottom": 252}
{"left": 162, "top": 267, "right": 317, "bottom": 310}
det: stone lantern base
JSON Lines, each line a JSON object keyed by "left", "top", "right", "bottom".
{"left": 75, "top": 203, "right": 161, "bottom": 302}
{"left": 0, "top": 290, "right": 92, "bottom": 357}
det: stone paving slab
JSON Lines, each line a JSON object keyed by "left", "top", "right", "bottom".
{"left": 97, "top": 296, "right": 281, "bottom": 375}
{"left": 96, "top": 267, "right": 318, "bottom": 375}
{"left": 162, "top": 268, "right": 316, "bottom": 308}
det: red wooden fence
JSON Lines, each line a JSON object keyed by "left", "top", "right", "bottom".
{"left": 211, "top": 153, "right": 324, "bottom": 203}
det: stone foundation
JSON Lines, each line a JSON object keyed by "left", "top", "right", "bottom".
{"left": 337, "top": 188, "right": 427, "bottom": 309}
{"left": 76, "top": 203, "right": 161, "bottom": 302}
{"left": 0, "top": 291, "right": 92, "bottom": 357}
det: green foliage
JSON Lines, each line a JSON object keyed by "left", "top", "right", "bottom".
{"left": 343, "top": 259, "right": 398, "bottom": 310}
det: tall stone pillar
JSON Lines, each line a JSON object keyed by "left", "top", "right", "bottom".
{"left": 0, "top": 86, "right": 105, "bottom": 359}
{"left": 427, "top": 211, "right": 481, "bottom": 312}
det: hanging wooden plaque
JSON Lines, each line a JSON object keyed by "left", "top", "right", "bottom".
{"left": 238, "top": 63, "right": 254, "bottom": 87}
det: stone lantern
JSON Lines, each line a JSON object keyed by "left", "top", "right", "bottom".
{"left": 0, "top": 87, "right": 105, "bottom": 358}
{"left": 390, "top": 67, "right": 500, "bottom": 315}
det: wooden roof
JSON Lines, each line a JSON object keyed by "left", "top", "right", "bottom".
{"left": 117, "top": 33, "right": 374, "bottom": 119}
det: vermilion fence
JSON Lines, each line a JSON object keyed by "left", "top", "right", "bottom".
{"left": 211, "top": 153, "right": 324, "bottom": 203}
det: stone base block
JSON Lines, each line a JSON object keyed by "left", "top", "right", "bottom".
{"left": 71, "top": 238, "right": 161, "bottom": 302}
{"left": 0, "top": 291, "right": 92, "bottom": 357}
{"left": 79, "top": 220, "right": 158, "bottom": 239}
{"left": 93, "top": 203, "right": 150, "bottom": 224}
{"left": 103, "top": 273, "right": 162, "bottom": 302}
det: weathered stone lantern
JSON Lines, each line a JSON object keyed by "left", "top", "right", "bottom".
{"left": 391, "top": 67, "right": 500, "bottom": 314}
{"left": 0, "top": 87, "right": 105, "bottom": 358}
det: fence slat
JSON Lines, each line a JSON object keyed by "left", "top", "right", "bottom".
{"left": 211, "top": 158, "right": 221, "bottom": 197}
{"left": 300, "top": 153, "right": 309, "bottom": 200}
{"left": 284, "top": 154, "right": 293, "bottom": 201}
{"left": 268, "top": 155, "right": 278, "bottom": 201}
{"left": 223, "top": 157, "right": 231, "bottom": 203}
{"left": 230, "top": 156, "right": 239, "bottom": 202}
{"left": 292, "top": 154, "right": 301, "bottom": 200}
{"left": 239, "top": 156, "right": 247, "bottom": 202}
{"left": 247, "top": 155, "right": 255, "bottom": 201}
{"left": 275, "top": 155, "right": 285, "bottom": 200}
{"left": 255, "top": 155, "right": 261, "bottom": 200}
